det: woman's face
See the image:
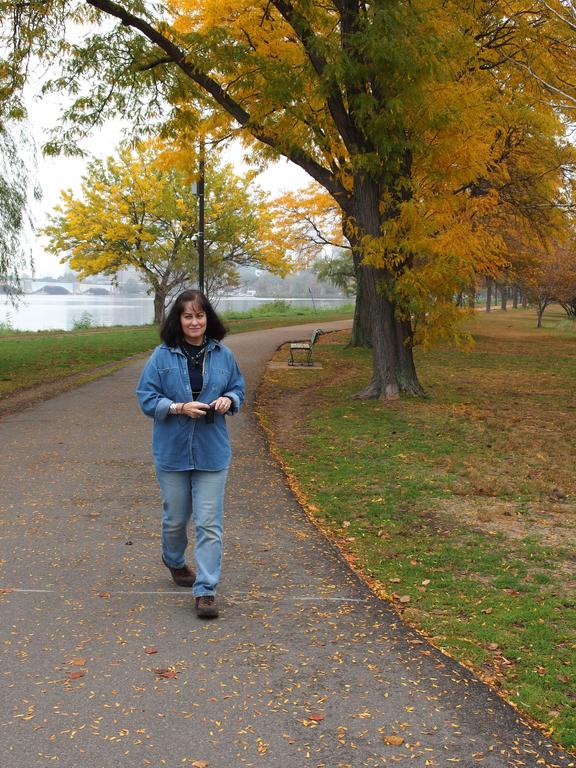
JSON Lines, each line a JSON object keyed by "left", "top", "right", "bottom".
{"left": 180, "top": 301, "right": 207, "bottom": 345}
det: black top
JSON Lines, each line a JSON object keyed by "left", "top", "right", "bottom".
{"left": 180, "top": 340, "right": 206, "bottom": 399}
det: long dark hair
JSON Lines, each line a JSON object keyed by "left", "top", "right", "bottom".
{"left": 160, "top": 289, "right": 227, "bottom": 346}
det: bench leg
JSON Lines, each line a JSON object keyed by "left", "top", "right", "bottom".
{"left": 288, "top": 345, "right": 314, "bottom": 366}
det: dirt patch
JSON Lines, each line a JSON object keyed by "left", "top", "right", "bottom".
{"left": 260, "top": 384, "right": 314, "bottom": 453}
{"left": 435, "top": 496, "right": 576, "bottom": 547}
{"left": 432, "top": 496, "right": 576, "bottom": 588}
{"left": 257, "top": 338, "right": 352, "bottom": 453}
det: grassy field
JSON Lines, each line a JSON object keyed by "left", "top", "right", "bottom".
{"left": 256, "top": 306, "right": 576, "bottom": 752}
{"left": 0, "top": 302, "right": 353, "bottom": 397}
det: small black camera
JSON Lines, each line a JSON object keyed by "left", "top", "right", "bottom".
{"left": 205, "top": 405, "right": 215, "bottom": 424}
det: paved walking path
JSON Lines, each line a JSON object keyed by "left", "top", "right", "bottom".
{"left": 0, "top": 322, "right": 573, "bottom": 768}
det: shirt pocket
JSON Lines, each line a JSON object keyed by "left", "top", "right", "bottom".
{"left": 158, "top": 367, "right": 181, "bottom": 399}
{"left": 208, "top": 367, "right": 230, "bottom": 394}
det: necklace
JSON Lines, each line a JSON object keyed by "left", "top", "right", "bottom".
{"left": 181, "top": 340, "right": 207, "bottom": 369}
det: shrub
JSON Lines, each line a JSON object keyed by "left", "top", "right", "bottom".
{"left": 72, "top": 311, "right": 94, "bottom": 330}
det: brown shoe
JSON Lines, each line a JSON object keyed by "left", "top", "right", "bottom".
{"left": 195, "top": 595, "right": 219, "bottom": 619}
{"left": 162, "top": 556, "right": 195, "bottom": 587}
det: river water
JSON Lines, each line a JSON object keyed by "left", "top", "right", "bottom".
{"left": 0, "top": 294, "right": 350, "bottom": 332}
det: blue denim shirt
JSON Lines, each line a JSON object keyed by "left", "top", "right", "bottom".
{"left": 136, "top": 339, "right": 245, "bottom": 472}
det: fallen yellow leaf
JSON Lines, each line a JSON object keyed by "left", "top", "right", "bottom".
{"left": 383, "top": 735, "right": 405, "bottom": 746}
{"left": 67, "top": 670, "right": 86, "bottom": 680}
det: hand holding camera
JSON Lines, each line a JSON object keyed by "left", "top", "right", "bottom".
{"left": 180, "top": 401, "right": 211, "bottom": 420}
{"left": 208, "top": 396, "right": 233, "bottom": 420}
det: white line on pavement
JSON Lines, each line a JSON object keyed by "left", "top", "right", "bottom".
{"left": 1, "top": 587, "right": 367, "bottom": 601}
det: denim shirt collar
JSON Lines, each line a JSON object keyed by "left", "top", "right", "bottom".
{"left": 162, "top": 338, "right": 222, "bottom": 356}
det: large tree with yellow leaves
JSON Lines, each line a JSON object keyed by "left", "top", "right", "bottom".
{"left": 2, "top": 1, "right": 576, "bottom": 396}
{"left": 44, "top": 143, "right": 290, "bottom": 322}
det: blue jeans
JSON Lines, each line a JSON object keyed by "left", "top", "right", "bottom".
{"left": 155, "top": 467, "right": 229, "bottom": 597}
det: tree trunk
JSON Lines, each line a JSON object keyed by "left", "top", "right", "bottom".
{"left": 395, "top": 317, "right": 426, "bottom": 396}
{"left": 344, "top": 214, "right": 371, "bottom": 348}
{"left": 486, "top": 277, "right": 492, "bottom": 312}
{"left": 560, "top": 300, "right": 576, "bottom": 317}
{"left": 500, "top": 283, "right": 508, "bottom": 311}
{"left": 349, "top": 264, "right": 372, "bottom": 347}
{"left": 347, "top": 177, "right": 424, "bottom": 400}
{"left": 512, "top": 285, "right": 519, "bottom": 309}
{"left": 351, "top": 263, "right": 400, "bottom": 400}
{"left": 537, "top": 301, "right": 545, "bottom": 328}
{"left": 153, "top": 288, "right": 168, "bottom": 324}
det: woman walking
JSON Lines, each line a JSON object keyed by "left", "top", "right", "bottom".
{"left": 136, "top": 289, "right": 245, "bottom": 618}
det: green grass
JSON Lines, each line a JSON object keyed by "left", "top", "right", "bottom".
{"left": 224, "top": 301, "right": 353, "bottom": 333}
{"left": 0, "top": 302, "right": 353, "bottom": 396}
{"left": 0, "top": 325, "right": 161, "bottom": 395}
{"left": 257, "top": 307, "right": 576, "bottom": 751}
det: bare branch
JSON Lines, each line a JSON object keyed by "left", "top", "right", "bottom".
{"left": 138, "top": 56, "right": 174, "bottom": 72}
{"left": 537, "top": 0, "right": 576, "bottom": 33}
{"left": 503, "top": 53, "right": 576, "bottom": 108}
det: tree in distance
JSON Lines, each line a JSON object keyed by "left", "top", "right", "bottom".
{"left": 0, "top": 120, "right": 40, "bottom": 297}
{"left": 43, "top": 141, "right": 292, "bottom": 322}
{"left": 520, "top": 240, "right": 576, "bottom": 327}
{"left": 3, "top": 1, "right": 576, "bottom": 397}
{"left": 314, "top": 249, "right": 356, "bottom": 299}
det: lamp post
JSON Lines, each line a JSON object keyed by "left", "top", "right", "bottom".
{"left": 197, "top": 136, "right": 205, "bottom": 294}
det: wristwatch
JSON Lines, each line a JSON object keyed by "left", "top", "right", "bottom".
{"left": 169, "top": 402, "right": 180, "bottom": 415}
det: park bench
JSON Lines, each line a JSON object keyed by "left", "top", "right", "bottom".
{"left": 288, "top": 328, "right": 324, "bottom": 367}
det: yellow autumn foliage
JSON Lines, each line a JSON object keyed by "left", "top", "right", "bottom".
{"left": 43, "top": 140, "right": 298, "bottom": 319}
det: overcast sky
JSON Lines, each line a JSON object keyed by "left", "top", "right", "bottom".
{"left": 27, "top": 89, "right": 309, "bottom": 277}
